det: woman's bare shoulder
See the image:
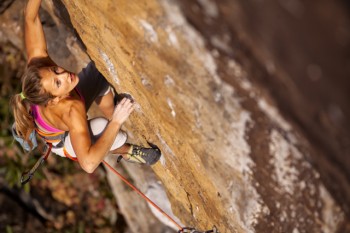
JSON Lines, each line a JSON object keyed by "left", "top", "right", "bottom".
{"left": 60, "top": 99, "right": 87, "bottom": 130}
{"left": 61, "top": 98, "right": 85, "bottom": 117}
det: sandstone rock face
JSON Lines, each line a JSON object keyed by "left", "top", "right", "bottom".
{"left": 58, "top": 0, "right": 348, "bottom": 232}
{"left": 1, "top": 0, "right": 349, "bottom": 232}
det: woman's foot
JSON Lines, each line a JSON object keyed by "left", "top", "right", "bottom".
{"left": 111, "top": 143, "right": 161, "bottom": 165}
{"left": 125, "top": 144, "right": 161, "bottom": 165}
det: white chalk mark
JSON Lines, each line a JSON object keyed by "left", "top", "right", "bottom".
{"left": 167, "top": 98, "right": 176, "bottom": 118}
{"left": 99, "top": 50, "right": 120, "bottom": 85}
{"left": 139, "top": 19, "right": 158, "bottom": 43}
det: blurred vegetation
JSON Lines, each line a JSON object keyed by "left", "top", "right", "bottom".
{"left": 0, "top": 40, "right": 31, "bottom": 188}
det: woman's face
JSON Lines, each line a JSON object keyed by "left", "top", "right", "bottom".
{"left": 40, "top": 66, "right": 79, "bottom": 97}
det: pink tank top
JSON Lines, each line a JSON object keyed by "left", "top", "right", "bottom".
{"left": 31, "top": 105, "right": 63, "bottom": 133}
{"left": 31, "top": 88, "right": 84, "bottom": 134}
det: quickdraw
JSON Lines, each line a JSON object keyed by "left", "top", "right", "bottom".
{"left": 178, "top": 226, "right": 219, "bottom": 233}
{"left": 21, "top": 143, "right": 52, "bottom": 185}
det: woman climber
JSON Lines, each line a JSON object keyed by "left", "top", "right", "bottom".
{"left": 10, "top": 0, "right": 161, "bottom": 173}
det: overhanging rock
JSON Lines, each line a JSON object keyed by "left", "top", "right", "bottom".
{"left": 59, "top": 0, "right": 345, "bottom": 232}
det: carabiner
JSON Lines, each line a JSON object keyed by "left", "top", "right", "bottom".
{"left": 178, "top": 226, "right": 219, "bottom": 233}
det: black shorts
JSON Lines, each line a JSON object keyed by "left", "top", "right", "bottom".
{"left": 76, "top": 61, "right": 111, "bottom": 110}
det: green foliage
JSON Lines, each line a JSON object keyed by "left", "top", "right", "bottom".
{"left": 51, "top": 153, "right": 79, "bottom": 174}
{"left": 3, "top": 151, "right": 24, "bottom": 187}
{"left": 5, "top": 225, "right": 13, "bottom": 233}
{"left": 0, "top": 138, "right": 44, "bottom": 190}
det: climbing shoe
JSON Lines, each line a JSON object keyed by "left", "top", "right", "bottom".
{"left": 126, "top": 144, "right": 161, "bottom": 165}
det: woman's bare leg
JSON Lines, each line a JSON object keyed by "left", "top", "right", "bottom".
{"left": 110, "top": 143, "right": 131, "bottom": 159}
{"left": 95, "top": 91, "right": 114, "bottom": 119}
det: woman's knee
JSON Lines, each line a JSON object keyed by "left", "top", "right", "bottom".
{"left": 68, "top": 117, "right": 127, "bottom": 152}
{"left": 88, "top": 117, "right": 109, "bottom": 136}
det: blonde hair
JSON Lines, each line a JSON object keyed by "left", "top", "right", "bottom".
{"left": 10, "top": 57, "right": 56, "bottom": 144}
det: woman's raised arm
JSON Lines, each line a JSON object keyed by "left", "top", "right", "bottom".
{"left": 24, "top": 0, "right": 48, "bottom": 63}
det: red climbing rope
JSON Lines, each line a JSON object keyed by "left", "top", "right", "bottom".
{"left": 102, "top": 160, "right": 184, "bottom": 231}
{"left": 21, "top": 154, "right": 218, "bottom": 232}
{"left": 102, "top": 160, "right": 219, "bottom": 233}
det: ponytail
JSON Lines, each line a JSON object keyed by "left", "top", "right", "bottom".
{"left": 10, "top": 93, "right": 35, "bottom": 147}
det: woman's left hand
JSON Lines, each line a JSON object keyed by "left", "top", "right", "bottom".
{"left": 110, "top": 98, "right": 134, "bottom": 125}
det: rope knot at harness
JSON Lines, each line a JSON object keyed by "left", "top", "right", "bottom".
{"left": 178, "top": 226, "right": 219, "bottom": 233}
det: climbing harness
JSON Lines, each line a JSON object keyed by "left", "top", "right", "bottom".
{"left": 21, "top": 143, "right": 52, "bottom": 185}
{"left": 20, "top": 127, "right": 66, "bottom": 185}
{"left": 20, "top": 143, "right": 219, "bottom": 233}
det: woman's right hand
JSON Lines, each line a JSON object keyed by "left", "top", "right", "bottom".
{"left": 111, "top": 98, "right": 134, "bottom": 125}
